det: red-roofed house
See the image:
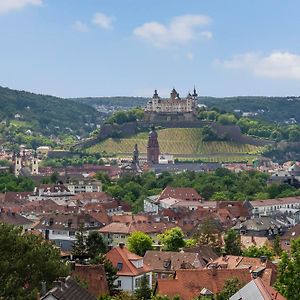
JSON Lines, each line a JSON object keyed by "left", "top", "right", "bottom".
{"left": 155, "top": 269, "right": 252, "bottom": 300}
{"left": 106, "top": 245, "right": 152, "bottom": 294}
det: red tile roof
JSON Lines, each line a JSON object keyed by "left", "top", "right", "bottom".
{"left": 156, "top": 269, "right": 252, "bottom": 300}
{"left": 72, "top": 264, "right": 109, "bottom": 297}
{"left": 158, "top": 186, "right": 202, "bottom": 201}
{"left": 106, "top": 246, "right": 151, "bottom": 277}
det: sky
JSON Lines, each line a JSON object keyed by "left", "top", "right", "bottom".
{"left": 1, "top": 0, "right": 300, "bottom": 98}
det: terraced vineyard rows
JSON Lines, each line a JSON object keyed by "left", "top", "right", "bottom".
{"left": 86, "top": 128, "right": 265, "bottom": 162}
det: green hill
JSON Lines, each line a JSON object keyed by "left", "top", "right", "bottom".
{"left": 0, "top": 86, "right": 103, "bottom": 136}
{"left": 86, "top": 128, "right": 265, "bottom": 162}
{"left": 73, "top": 95, "right": 300, "bottom": 124}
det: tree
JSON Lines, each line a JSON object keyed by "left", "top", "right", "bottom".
{"left": 98, "top": 255, "right": 119, "bottom": 296}
{"left": 215, "top": 278, "right": 242, "bottom": 300}
{"left": 196, "top": 217, "right": 221, "bottom": 253}
{"left": 242, "top": 245, "right": 274, "bottom": 260}
{"left": 86, "top": 231, "right": 107, "bottom": 259}
{"left": 275, "top": 237, "right": 300, "bottom": 300}
{"left": 224, "top": 229, "right": 241, "bottom": 256}
{"left": 0, "top": 223, "right": 69, "bottom": 300}
{"left": 158, "top": 227, "right": 185, "bottom": 252}
{"left": 134, "top": 275, "right": 152, "bottom": 300}
{"left": 273, "top": 235, "right": 283, "bottom": 256}
{"left": 128, "top": 231, "right": 153, "bottom": 256}
{"left": 72, "top": 224, "right": 87, "bottom": 258}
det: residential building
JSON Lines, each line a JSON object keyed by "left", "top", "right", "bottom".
{"left": 35, "top": 212, "right": 104, "bottom": 251}
{"left": 154, "top": 269, "right": 252, "bottom": 300}
{"left": 41, "top": 276, "right": 96, "bottom": 300}
{"left": 66, "top": 178, "right": 102, "bottom": 194}
{"left": 250, "top": 197, "right": 300, "bottom": 218}
{"left": 106, "top": 245, "right": 152, "bottom": 294}
{"left": 207, "top": 255, "right": 277, "bottom": 286}
{"left": 71, "top": 264, "right": 109, "bottom": 298}
{"left": 99, "top": 219, "right": 174, "bottom": 247}
{"left": 144, "top": 250, "right": 206, "bottom": 282}
{"left": 280, "top": 222, "right": 300, "bottom": 252}
{"left": 0, "top": 208, "right": 33, "bottom": 230}
{"left": 232, "top": 216, "right": 289, "bottom": 239}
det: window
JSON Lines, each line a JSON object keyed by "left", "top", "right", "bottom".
{"left": 117, "top": 262, "right": 123, "bottom": 271}
{"left": 117, "top": 280, "right": 122, "bottom": 288}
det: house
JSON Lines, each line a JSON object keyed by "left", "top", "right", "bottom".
{"left": 232, "top": 216, "right": 289, "bottom": 239}
{"left": 106, "top": 245, "right": 152, "bottom": 294}
{"left": 0, "top": 208, "right": 33, "bottom": 230}
{"left": 154, "top": 269, "right": 252, "bottom": 300}
{"left": 230, "top": 278, "right": 286, "bottom": 300}
{"left": 35, "top": 212, "right": 104, "bottom": 251}
{"left": 280, "top": 222, "right": 300, "bottom": 252}
{"left": 144, "top": 186, "right": 203, "bottom": 214}
{"left": 71, "top": 264, "right": 109, "bottom": 297}
{"left": 65, "top": 178, "right": 102, "bottom": 194}
{"left": 40, "top": 276, "right": 96, "bottom": 300}
{"left": 99, "top": 219, "right": 174, "bottom": 247}
{"left": 207, "top": 255, "right": 277, "bottom": 286}
{"left": 250, "top": 197, "right": 300, "bottom": 218}
{"left": 158, "top": 186, "right": 203, "bottom": 202}
{"left": 28, "top": 184, "right": 74, "bottom": 202}
{"left": 144, "top": 250, "right": 206, "bottom": 282}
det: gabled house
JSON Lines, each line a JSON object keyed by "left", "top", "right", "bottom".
{"left": 232, "top": 216, "right": 289, "bottom": 239}
{"left": 154, "top": 269, "right": 252, "bottom": 300}
{"left": 144, "top": 250, "right": 206, "bottom": 282}
{"left": 106, "top": 245, "right": 152, "bottom": 294}
{"left": 280, "top": 222, "right": 300, "bottom": 252}
{"left": 40, "top": 276, "right": 96, "bottom": 300}
{"left": 207, "top": 255, "right": 277, "bottom": 286}
{"left": 99, "top": 219, "right": 174, "bottom": 247}
{"left": 34, "top": 212, "right": 104, "bottom": 251}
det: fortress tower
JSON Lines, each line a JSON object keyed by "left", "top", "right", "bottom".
{"left": 147, "top": 126, "right": 160, "bottom": 164}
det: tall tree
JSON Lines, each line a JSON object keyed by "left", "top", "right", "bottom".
{"left": 128, "top": 231, "right": 153, "bottom": 256}
{"left": 224, "top": 229, "right": 241, "bottom": 255}
{"left": 275, "top": 237, "right": 300, "bottom": 300}
{"left": 158, "top": 227, "right": 185, "bottom": 252}
{"left": 86, "top": 231, "right": 107, "bottom": 259}
{"left": 72, "top": 224, "right": 87, "bottom": 258}
{"left": 134, "top": 275, "right": 152, "bottom": 300}
{"left": 0, "top": 223, "right": 69, "bottom": 300}
{"left": 273, "top": 235, "right": 283, "bottom": 256}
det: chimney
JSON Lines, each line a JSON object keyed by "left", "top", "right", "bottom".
{"left": 119, "top": 243, "right": 125, "bottom": 249}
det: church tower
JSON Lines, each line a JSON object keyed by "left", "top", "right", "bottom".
{"left": 14, "top": 153, "right": 22, "bottom": 177}
{"left": 147, "top": 126, "right": 160, "bottom": 164}
{"left": 32, "top": 151, "right": 39, "bottom": 175}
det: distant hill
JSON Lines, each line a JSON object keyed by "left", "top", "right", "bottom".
{"left": 0, "top": 86, "right": 103, "bottom": 136}
{"left": 85, "top": 128, "right": 264, "bottom": 163}
{"left": 73, "top": 95, "right": 300, "bottom": 124}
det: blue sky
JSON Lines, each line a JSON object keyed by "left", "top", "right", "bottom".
{"left": 1, "top": 0, "right": 300, "bottom": 98}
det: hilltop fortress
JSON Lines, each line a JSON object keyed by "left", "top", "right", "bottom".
{"left": 144, "top": 88, "right": 199, "bottom": 122}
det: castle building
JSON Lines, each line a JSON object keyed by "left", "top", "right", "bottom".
{"left": 145, "top": 87, "right": 198, "bottom": 113}
{"left": 147, "top": 127, "right": 160, "bottom": 164}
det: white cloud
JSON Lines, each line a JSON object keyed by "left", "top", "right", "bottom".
{"left": 133, "top": 14, "right": 212, "bottom": 48}
{"left": 72, "top": 21, "right": 89, "bottom": 32}
{"left": 201, "top": 31, "right": 213, "bottom": 40}
{"left": 0, "top": 0, "right": 42, "bottom": 13}
{"left": 92, "top": 12, "right": 114, "bottom": 30}
{"left": 215, "top": 51, "right": 300, "bottom": 80}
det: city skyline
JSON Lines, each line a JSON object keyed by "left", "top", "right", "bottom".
{"left": 1, "top": 0, "right": 300, "bottom": 98}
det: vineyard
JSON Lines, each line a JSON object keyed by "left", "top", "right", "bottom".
{"left": 86, "top": 128, "right": 265, "bottom": 162}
